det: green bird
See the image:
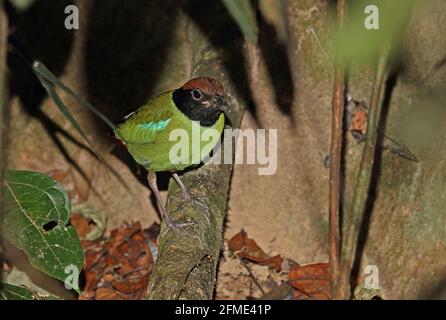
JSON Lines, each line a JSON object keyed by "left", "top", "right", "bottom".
{"left": 113, "top": 77, "right": 229, "bottom": 230}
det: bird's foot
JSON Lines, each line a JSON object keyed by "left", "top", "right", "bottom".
{"left": 164, "top": 213, "right": 195, "bottom": 232}
{"left": 181, "top": 189, "right": 192, "bottom": 201}
{"left": 174, "top": 186, "right": 204, "bottom": 208}
{"left": 162, "top": 217, "right": 200, "bottom": 240}
{"left": 190, "top": 196, "right": 207, "bottom": 210}
{"left": 172, "top": 172, "right": 193, "bottom": 201}
{"left": 166, "top": 220, "right": 195, "bottom": 231}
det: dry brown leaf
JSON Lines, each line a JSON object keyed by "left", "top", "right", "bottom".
{"left": 287, "top": 263, "right": 331, "bottom": 300}
{"left": 70, "top": 213, "right": 92, "bottom": 238}
{"left": 79, "top": 290, "right": 95, "bottom": 300}
{"left": 46, "top": 169, "right": 67, "bottom": 182}
{"left": 80, "top": 222, "right": 158, "bottom": 300}
{"left": 102, "top": 273, "right": 114, "bottom": 282}
{"left": 228, "top": 229, "right": 283, "bottom": 271}
{"left": 95, "top": 288, "right": 124, "bottom": 300}
{"left": 112, "top": 273, "right": 149, "bottom": 294}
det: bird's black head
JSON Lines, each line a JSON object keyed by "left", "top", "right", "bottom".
{"left": 172, "top": 77, "right": 229, "bottom": 127}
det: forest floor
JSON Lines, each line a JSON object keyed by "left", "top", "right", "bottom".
{"left": 67, "top": 215, "right": 331, "bottom": 300}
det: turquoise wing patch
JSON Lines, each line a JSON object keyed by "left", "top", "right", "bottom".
{"left": 138, "top": 119, "right": 171, "bottom": 131}
{"left": 116, "top": 117, "right": 172, "bottom": 145}
{"left": 115, "top": 93, "right": 174, "bottom": 145}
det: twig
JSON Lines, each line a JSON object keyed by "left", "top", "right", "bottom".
{"left": 309, "top": 27, "right": 333, "bottom": 70}
{"left": 240, "top": 258, "right": 265, "bottom": 295}
{"left": 335, "top": 48, "right": 390, "bottom": 299}
{"left": 329, "top": 0, "right": 345, "bottom": 299}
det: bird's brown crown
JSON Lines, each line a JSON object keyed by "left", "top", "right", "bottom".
{"left": 182, "top": 77, "right": 224, "bottom": 97}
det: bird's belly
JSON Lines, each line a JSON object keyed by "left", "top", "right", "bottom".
{"left": 127, "top": 131, "right": 221, "bottom": 172}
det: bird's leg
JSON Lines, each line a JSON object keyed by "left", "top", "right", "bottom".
{"left": 147, "top": 171, "right": 180, "bottom": 231}
{"left": 172, "top": 172, "right": 192, "bottom": 201}
{"left": 172, "top": 172, "right": 207, "bottom": 217}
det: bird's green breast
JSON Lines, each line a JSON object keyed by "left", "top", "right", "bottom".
{"left": 115, "top": 91, "right": 225, "bottom": 172}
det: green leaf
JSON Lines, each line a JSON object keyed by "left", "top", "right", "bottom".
{"left": 32, "top": 61, "right": 116, "bottom": 131}
{"left": 33, "top": 69, "right": 105, "bottom": 164}
{"left": 8, "top": 0, "right": 37, "bottom": 12}
{"left": 2, "top": 170, "right": 83, "bottom": 292}
{"left": 31, "top": 61, "right": 135, "bottom": 197}
{"left": 0, "top": 282, "right": 58, "bottom": 300}
{"left": 0, "top": 283, "right": 36, "bottom": 300}
{"left": 222, "top": 0, "right": 258, "bottom": 43}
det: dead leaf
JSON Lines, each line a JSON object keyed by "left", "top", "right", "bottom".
{"left": 79, "top": 290, "right": 95, "bottom": 300}
{"left": 80, "top": 222, "right": 158, "bottom": 300}
{"left": 228, "top": 229, "right": 283, "bottom": 271}
{"left": 95, "top": 288, "right": 124, "bottom": 300}
{"left": 46, "top": 169, "right": 67, "bottom": 182}
{"left": 70, "top": 213, "right": 92, "bottom": 238}
{"left": 287, "top": 263, "right": 331, "bottom": 300}
{"left": 112, "top": 272, "right": 149, "bottom": 294}
{"left": 259, "top": 282, "right": 295, "bottom": 300}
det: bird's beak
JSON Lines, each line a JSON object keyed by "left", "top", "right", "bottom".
{"left": 215, "top": 96, "right": 229, "bottom": 113}
{"left": 213, "top": 96, "right": 234, "bottom": 125}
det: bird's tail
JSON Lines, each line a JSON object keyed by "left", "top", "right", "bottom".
{"left": 108, "top": 128, "right": 128, "bottom": 150}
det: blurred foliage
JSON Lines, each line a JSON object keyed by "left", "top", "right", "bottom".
{"left": 2, "top": 170, "right": 83, "bottom": 293}
{"left": 0, "top": 282, "right": 57, "bottom": 300}
{"left": 8, "top": 0, "right": 36, "bottom": 12}
{"left": 222, "top": 0, "right": 258, "bottom": 43}
{"left": 0, "top": 282, "right": 36, "bottom": 300}
{"left": 259, "top": 0, "right": 288, "bottom": 43}
{"left": 397, "top": 91, "right": 446, "bottom": 155}
{"left": 222, "top": 0, "right": 288, "bottom": 44}
{"left": 334, "top": 0, "right": 414, "bottom": 67}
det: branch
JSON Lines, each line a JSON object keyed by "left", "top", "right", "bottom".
{"left": 335, "top": 48, "right": 390, "bottom": 299}
{"left": 329, "top": 0, "right": 345, "bottom": 298}
{"left": 147, "top": 163, "right": 234, "bottom": 299}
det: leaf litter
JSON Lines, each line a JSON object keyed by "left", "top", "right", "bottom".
{"left": 217, "top": 229, "right": 332, "bottom": 300}
{"left": 69, "top": 214, "right": 159, "bottom": 300}
{"left": 70, "top": 215, "right": 332, "bottom": 300}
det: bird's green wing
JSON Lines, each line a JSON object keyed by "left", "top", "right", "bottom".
{"left": 114, "top": 93, "right": 174, "bottom": 145}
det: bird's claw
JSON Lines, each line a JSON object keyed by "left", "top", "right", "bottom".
{"left": 162, "top": 219, "right": 200, "bottom": 240}
{"left": 181, "top": 190, "right": 192, "bottom": 201}
{"left": 167, "top": 220, "right": 195, "bottom": 231}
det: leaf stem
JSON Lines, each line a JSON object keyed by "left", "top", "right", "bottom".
{"left": 329, "top": 0, "right": 345, "bottom": 299}
{"left": 335, "top": 48, "right": 390, "bottom": 299}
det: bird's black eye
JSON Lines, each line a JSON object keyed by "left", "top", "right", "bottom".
{"left": 191, "top": 89, "right": 203, "bottom": 101}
